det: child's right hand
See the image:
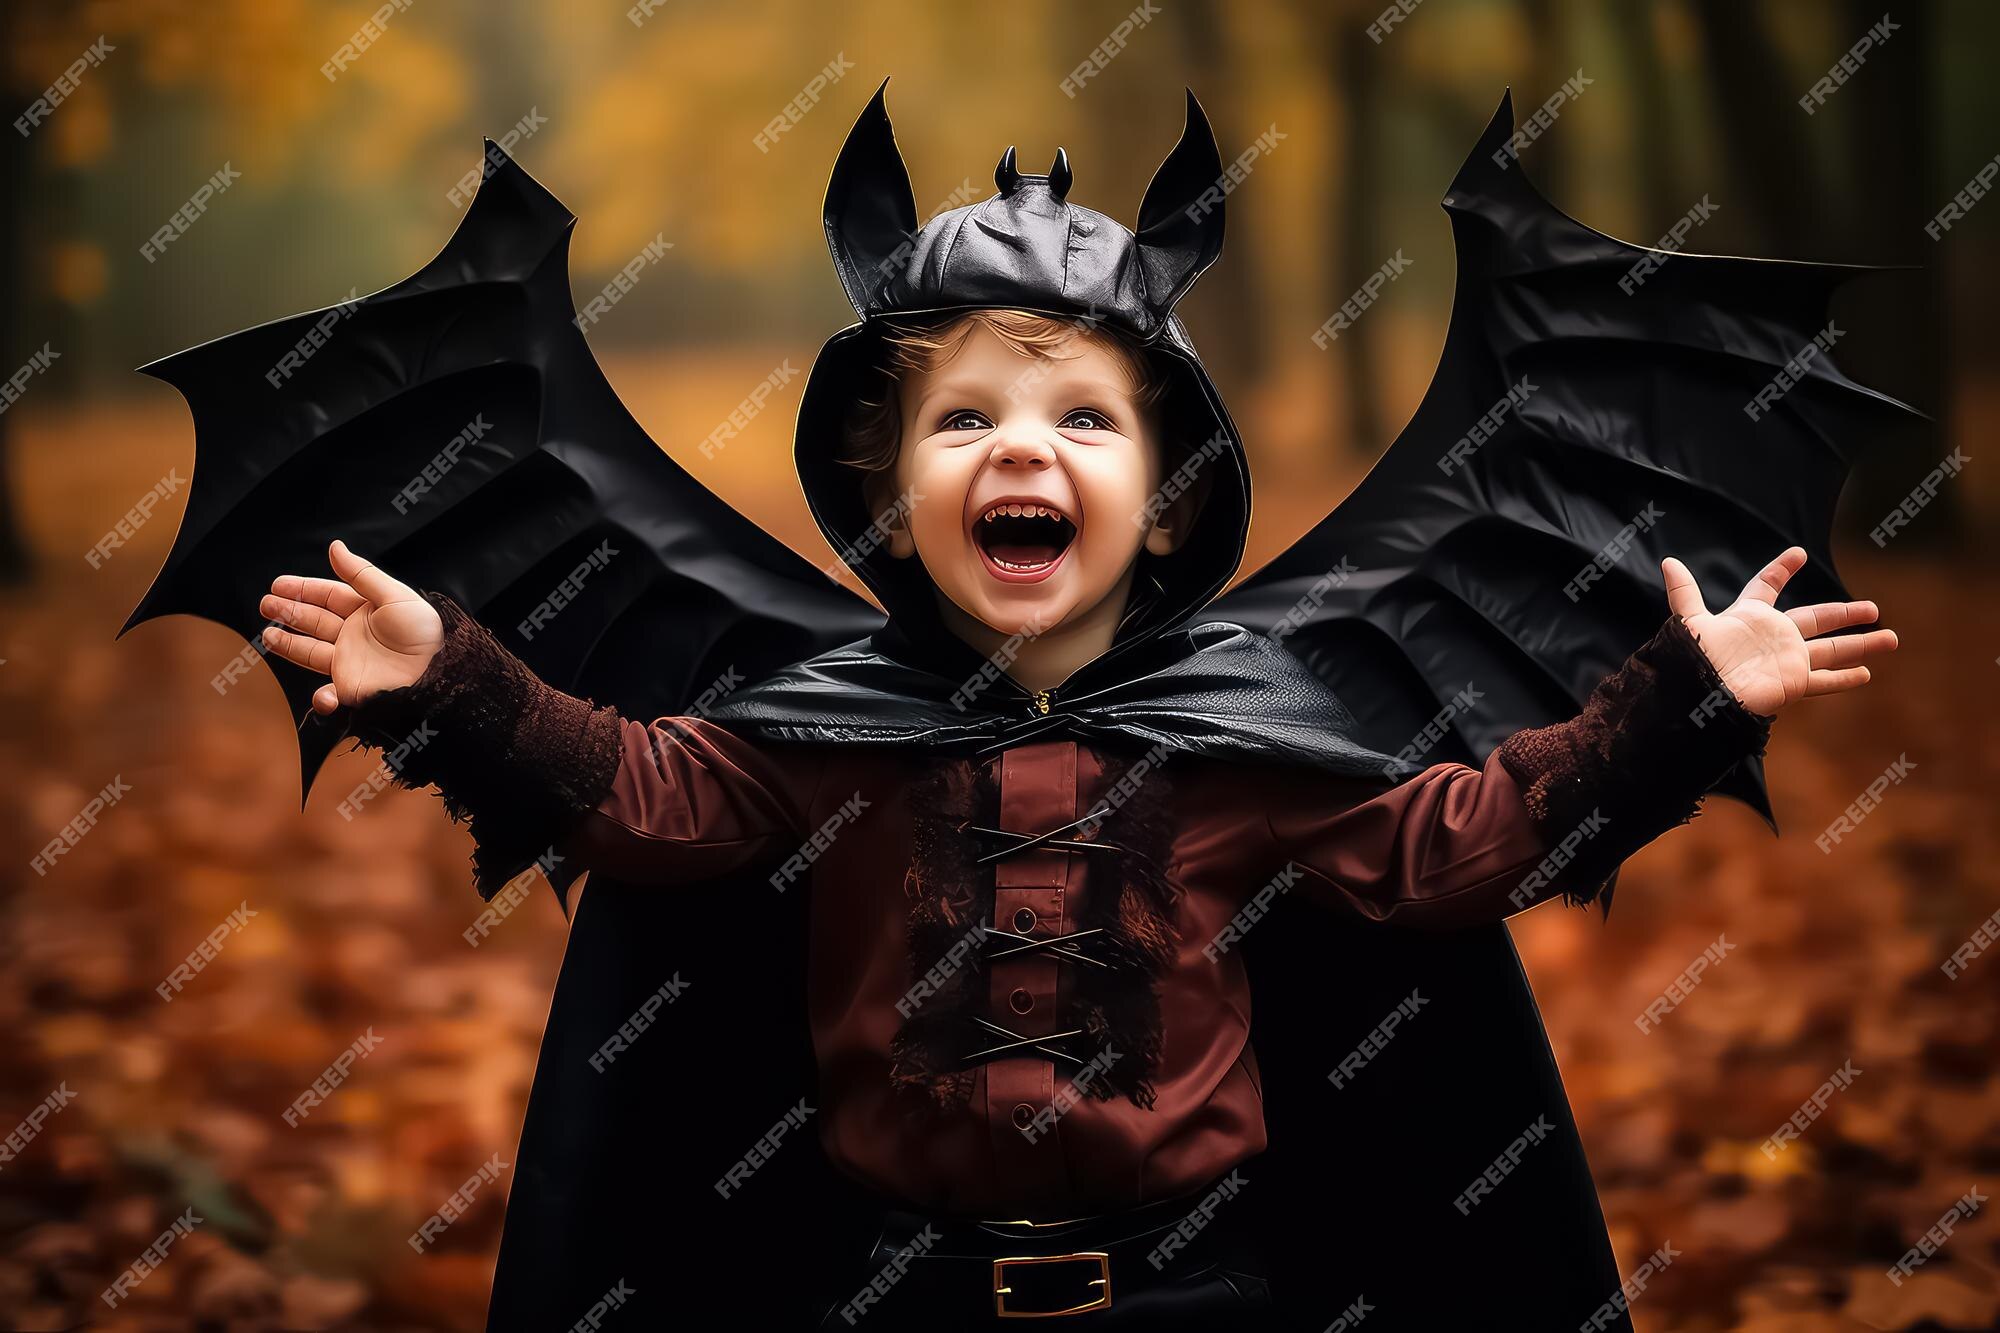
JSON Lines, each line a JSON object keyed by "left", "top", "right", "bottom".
{"left": 259, "top": 539, "right": 445, "bottom": 715}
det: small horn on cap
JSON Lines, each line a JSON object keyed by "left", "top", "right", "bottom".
{"left": 995, "top": 145, "right": 1021, "bottom": 194}
{"left": 1047, "top": 147, "right": 1072, "bottom": 201}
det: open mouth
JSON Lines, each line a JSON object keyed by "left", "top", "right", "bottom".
{"left": 973, "top": 501, "right": 1077, "bottom": 580}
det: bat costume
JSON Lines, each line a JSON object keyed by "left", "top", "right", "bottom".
{"left": 128, "top": 82, "right": 1917, "bottom": 1330}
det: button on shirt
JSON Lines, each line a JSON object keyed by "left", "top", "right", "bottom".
{"left": 562, "top": 716, "right": 1571, "bottom": 1217}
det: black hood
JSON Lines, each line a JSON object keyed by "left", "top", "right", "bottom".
{"left": 793, "top": 80, "right": 1251, "bottom": 690}
{"left": 709, "top": 80, "right": 1396, "bottom": 780}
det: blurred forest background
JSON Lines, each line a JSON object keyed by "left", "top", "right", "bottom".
{"left": 0, "top": 0, "right": 1995, "bottom": 1328}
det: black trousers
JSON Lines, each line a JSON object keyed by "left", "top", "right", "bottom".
{"left": 812, "top": 1165, "right": 1276, "bottom": 1330}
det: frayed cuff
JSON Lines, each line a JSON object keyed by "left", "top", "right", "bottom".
{"left": 1496, "top": 615, "right": 1771, "bottom": 915}
{"left": 346, "top": 590, "right": 623, "bottom": 899}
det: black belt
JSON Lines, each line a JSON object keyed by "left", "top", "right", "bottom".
{"left": 819, "top": 1168, "right": 1264, "bottom": 1324}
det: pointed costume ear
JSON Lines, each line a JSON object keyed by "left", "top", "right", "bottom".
{"left": 824, "top": 78, "right": 919, "bottom": 315}
{"left": 1135, "top": 90, "right": 1226, "bottom": 315}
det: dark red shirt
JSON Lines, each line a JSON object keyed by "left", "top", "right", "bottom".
{"left": 563, "top": 716, "right": 1568, "bottom": 1217}
{"left": 351, "top": 597, "right": 1766, "bottom": 1222}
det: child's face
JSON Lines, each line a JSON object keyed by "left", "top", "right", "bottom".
{"left": 871, "top": 322, "right": 1190, "bottom": 643}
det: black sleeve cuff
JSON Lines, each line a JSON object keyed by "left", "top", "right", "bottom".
{"left": 1495, "top": 614, "right": 1772, "bottom": 915}
{"left": 346, "top": 590, "right": 624, "bottom": 899}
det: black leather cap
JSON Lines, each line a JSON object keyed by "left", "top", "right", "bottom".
{"left": 795, "top": 79, "right": 1250, "bottom": 668}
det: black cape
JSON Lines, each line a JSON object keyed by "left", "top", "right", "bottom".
{"left": 125, "top": 82, "right": 1918, "bottom": 1331}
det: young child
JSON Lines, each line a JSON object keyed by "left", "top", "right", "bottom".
{"left": 253, "top": 96, "right": 1896, "bottom": 1331}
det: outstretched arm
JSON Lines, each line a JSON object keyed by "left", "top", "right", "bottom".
{"left": 260, "top": 542, "right": 812, "bottom": 901}
{"left": 1260, "top": 547, "right": 1897, "bottom": 926}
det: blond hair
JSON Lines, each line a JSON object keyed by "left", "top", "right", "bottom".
{"left": 836, "top": 309, "right": 1175, "bottom": 474}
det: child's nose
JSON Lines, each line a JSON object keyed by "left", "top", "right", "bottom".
{"left": 987, "top": 427, "right": 1054, "bottom": 471}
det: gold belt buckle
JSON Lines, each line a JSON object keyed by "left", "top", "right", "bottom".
{"left": 992, "top": 1250, "right": 1112, "bottom": 1318}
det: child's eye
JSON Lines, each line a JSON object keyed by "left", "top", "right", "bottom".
{"left": 941, "top": 409, "right": 992, "bottom": 432}
{"left": 1059, "top": 409, "right": 1117, "bottom": 432}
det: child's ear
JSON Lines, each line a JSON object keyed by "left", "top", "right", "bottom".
{"left": 861, "top": 468, "right": 917, "bottom": 559}
{"left": 1143, "top": 465, "right": 1212, "bottom": 556}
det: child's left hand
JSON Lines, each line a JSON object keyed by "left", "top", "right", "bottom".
{"left": 1661, "top": 547, "right": 1898, "bottom": 718}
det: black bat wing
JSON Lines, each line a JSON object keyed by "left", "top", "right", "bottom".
{"left": 1211, "top": 91, "right": 1923, "bottom": 823}
{"left": 124, "top": 139, "right": 882, "bottom": 798}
